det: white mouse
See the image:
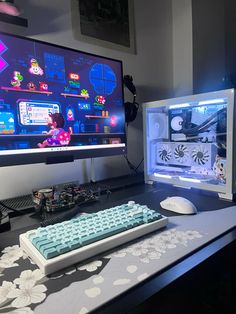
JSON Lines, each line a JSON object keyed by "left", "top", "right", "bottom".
{"left": 160, "top": 196, "right": 197, "bottom": 215}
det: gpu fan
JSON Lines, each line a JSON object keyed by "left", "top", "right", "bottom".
{"left": 158, "top": 144, "right": 172, "bottom": 162}
{"left": 174, "top": 144, "right": 189, "bottom": 163}
{"left": 192, "top": 146, "right": 210, "bottom": 165}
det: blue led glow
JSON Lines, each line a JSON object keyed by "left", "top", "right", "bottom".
{"left": 169, "top": 103, "right": 190, "bottom": 109}
{"left": 198, "top": 98, "right": 225, "bottom": 106}
{"left": 179, "top": 176, "right": 201, "bottom": 183}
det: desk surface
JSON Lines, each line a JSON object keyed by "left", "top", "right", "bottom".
{"left": 0, "top": 183, "right": 236, "bottom": 314}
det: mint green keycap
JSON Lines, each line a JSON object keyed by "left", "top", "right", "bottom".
{"left": 44, "top": 247, "right": 59, "bottom": 259}
{"left": 40, "top": 241, "right": 61, "bottom": 255}
{"left": 69, "top": 240, "right": 81, "bottom": 250}
{"left": 32, "top": 236, "right": 47, "bottom": 246}
{"left": 81, "top": 224, "right": 127, "bottom": 246}
{"left": 29, "top": 201, "right": 166, "bottom": 260}
{"left": 36, "top": 239, "right": 53, "bottom": 250}
{"left": 56, "top": 244, "right": 70, "bottom": 254}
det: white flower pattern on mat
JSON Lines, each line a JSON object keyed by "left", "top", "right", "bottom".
{"left": 65, "top": 268, "right": 77, "bottom": 275}
{"left": 0, "top": 259, "right": 19, "bottom": 269}
{"left": 1, "top": 245, "right": 24, "bottom": 261}
{"left": 0, "top": 281, "right": 16, "bottom": 306}
{"left": 126, "top": 265, "right": 137, "bottom": 273}
{"left": 84, "top": 287, "right": 101, "bottom": 298}
{"left": 6, "top": 307, "right": 34, "bottom": 314}
{"left": 104, "top": 250, "right": 126, "bottom": 258}
{"left": 137, "top": 273, "right": 149, "bottom": 282}
{"left": 0, "top": 260, "right": 47, "bottom": 313}
{"left": 77, "top": 260, "right": 102, "bottom": 272}
{"left": 185, "top": 230, "right": 203, "bottom": 240}
{"left": 113, "top": 278, "right": 131, "bottom": 286}
{"left": 2, "top": 245, "right": 22, "bottom": 254}
{"left": 0, "top": 229, "right": 203, "bottom": 312}
{"left": 78, "top": 307, "right": 89, "bottom": 314}
{"left": 93, "top": 276, "right": 104, "bottom": 285}
{"left": 0, "top": 245, "right": 26, "bottom": 273}
{"left": 7, "top": 281, "right": 47, "bottom": 308}
{"left": 106, "top": 228, "right": 203, "bottom": 263}
{"left": 14, "top": 269, "right": 45, "bottom": 287}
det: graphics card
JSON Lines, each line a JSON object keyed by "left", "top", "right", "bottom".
{"left": 156, "top": 142, "right": 217, "bottom": 169}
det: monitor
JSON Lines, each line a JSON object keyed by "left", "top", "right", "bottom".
{"left": 0, "top": 32, "right": 126, "bottom": 167}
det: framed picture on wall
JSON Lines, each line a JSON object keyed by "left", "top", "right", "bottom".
{"left": 71, "top": 0, "right": 136, "bottom": 54}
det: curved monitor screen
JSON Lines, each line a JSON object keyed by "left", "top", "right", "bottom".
{"left": 0, "top": 32, "right": 126, "bottom": 166}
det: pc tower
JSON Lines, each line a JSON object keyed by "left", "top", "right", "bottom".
{"left": 143, "top": 89, "right": 236, "bottom": 200}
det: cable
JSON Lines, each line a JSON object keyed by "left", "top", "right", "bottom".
{"left": 0, "top": 207, "right": 9, "bottom": 227}
{"left": 135, "top": 158, "right": 144, "bottom": 172}
{"left": 0, "top": 201, "right": 24, "bottom": 215}
{"left": 123, "top": 155, "right": 138, "bottom": 173}
{"left": 123, "top": 155, "right": 144, "bottom": 174}
{"left": 0, "top": 208, "right": 8, "bottom": 220}
{"left": 124, "top": 119, "right": 143, "bottom": 173}
{"left": 182, "top": 107, "right": 226, "bottom": 136}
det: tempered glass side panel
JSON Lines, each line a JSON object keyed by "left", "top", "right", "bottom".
{"left": 144, "top": 89, "right": 235, "bottom": 195}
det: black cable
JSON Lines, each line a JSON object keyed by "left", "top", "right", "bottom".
{"left": 135, "top": 158, "right": 144, "bottom": 172}
{"left": 124, "top": 121, "right": 142, "bottom": 173}
{"left": 0, "top": 208, "right": 8, "bottom": 219}
{"left": 123, "top": 155, "right": 144, "bottom": 174}
{"left": 123, "top": 155, "right": 138, "bottom": 173}
{"left": 0, "top": 201, "right": 24, "bottom": 215}
{"left": 0, "top": 208, "right": 8, "bottom": 220}
{"left": 0, "top": 207, "right": 9, "bottom": 226}
{"left": 182, "top": 107, "right": 226, "bottom": 135}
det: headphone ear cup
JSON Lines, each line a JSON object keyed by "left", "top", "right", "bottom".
{"left": 125, "top": 102, "right": 138, "bottom": 123}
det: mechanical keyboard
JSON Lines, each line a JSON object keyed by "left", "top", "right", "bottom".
{"left": 20, "top": 201, "right": 168, "bottom": 275}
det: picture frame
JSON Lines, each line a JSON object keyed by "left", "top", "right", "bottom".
{"left": 71, "top": 0, "right": 136, "bottom": 54}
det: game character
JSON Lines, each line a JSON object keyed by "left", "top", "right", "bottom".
{"left": 81, "top": 89, "right": 89, "bottom": 97}
{"left": 39, "top": 82, "right": 48, "bottom": 91}
{"left": 29, "top": 58, "right": 44, "bottom": 76}
{"left": 67, "top": 108, "right": 74, "bottom": 120}
{"left": 11, "top": 71, "right": 23, "bottom": 88}
{"left": 97, "top": 95, "right": 106, "bottom": 104}
{"left": 27, "top": 82, "right": 37, "bottom": 90}
{"left": 37, "top": 113, "right": 71, "bottom": 148}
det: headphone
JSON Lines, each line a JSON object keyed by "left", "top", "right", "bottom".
{"left": 123, "top": 75, "right": 139, "bottom": 123}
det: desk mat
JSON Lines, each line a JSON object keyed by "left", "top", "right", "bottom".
{"left": 0, "top": 206, "right": 236, "bottom": 314}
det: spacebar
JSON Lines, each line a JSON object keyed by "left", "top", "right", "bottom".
{"left": 81, "top": 224, "right": 127, "bottom": 246}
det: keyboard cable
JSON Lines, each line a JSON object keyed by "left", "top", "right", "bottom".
{"left": 0, "top": 200, "right": 24, "bottom": 215}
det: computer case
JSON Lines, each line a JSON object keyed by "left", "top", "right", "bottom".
{"left": 143, "top": 89, "right": 236, "bottom": 200}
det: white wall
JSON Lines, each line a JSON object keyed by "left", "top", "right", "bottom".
{"left": 172, "top": 0, "right": 193, "bottom": 96}
{"left": 0, "top": 0, "right": 173, "bottom": 199}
